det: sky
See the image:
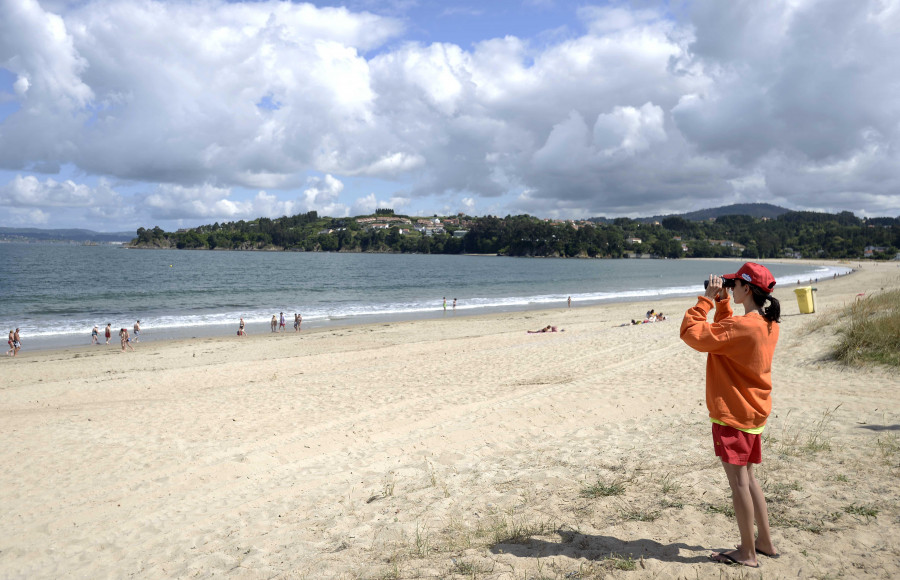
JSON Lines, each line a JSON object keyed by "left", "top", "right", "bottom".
{"left": 1, "top": 0, "right": 899, "bottom": 233}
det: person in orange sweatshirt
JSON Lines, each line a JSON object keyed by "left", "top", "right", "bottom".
{"left": 680, "top": 262, "right": 782, "bottom": 568}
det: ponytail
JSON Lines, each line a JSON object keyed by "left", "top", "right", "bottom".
{"left": 762, "top": 295, "right": 781, "bottom": 323}
{"left": 746, "top": 282, "right": 781, "bottom": 323}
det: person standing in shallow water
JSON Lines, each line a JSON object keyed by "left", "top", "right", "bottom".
{"left": 680, "top": 263, "right": 782, "bottom": 569}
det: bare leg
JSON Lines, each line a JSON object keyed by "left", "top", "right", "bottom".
{"left": 711, "top": 461, "right": 758, "bottom": 567}
{"left": 748, "top": 464, "right": 777, "bottom": 556}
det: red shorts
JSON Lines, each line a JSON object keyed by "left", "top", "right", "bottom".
{"left": 712, "top": 423, "right": 762, "bottom": 465}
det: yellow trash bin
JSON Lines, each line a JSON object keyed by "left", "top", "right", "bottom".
{"left": 794, "top": 286, "right": 815, "bottom": 314}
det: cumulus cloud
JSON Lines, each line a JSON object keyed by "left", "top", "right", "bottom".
{"left": 358, "top": 152, "right": 426, "bottom": 177}
{"left": 350, "top": 193, "right": 377, "bottom": 216}
{"left": 142, "top": 184, "right": 251, "bottom": 220}
{"left": 0, "top": 174, "right": 118, "bottom": 207}
{"left": 301, "top": 174, "right": 344, "bottom": 209}
{"left": 0, "top": 0, "right": 93, "bottom": 109}
{"left": 140, "top": 175, "right": 354, "bottom": 222}
{"left": 349, "top": 191, "right": 411, "bottom": 216}
{"left": 0, "top": 0, "right": 403, "bottom": 187}
{"left": 593, "top": 103, "right": 666, "bottom": 156}
{"left": 0, "top": 174, "right": 133, "bottom": 227}
{"left": 2, "top": 207, "right": 50, "bottom": 225}
{"left": 1, "top": 0, "right": 899, "bottom": 229}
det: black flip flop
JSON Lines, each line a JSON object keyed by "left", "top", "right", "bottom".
{"left": 710, "top": 552, "right": 759, "bottom": 568}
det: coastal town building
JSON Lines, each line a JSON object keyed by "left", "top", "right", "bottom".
{"left": 709, "top": 239, "right": 746, "bottom": 254}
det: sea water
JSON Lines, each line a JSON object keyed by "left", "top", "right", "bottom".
{"left": 0, "top": 243, "right": 849, "bottom": 350}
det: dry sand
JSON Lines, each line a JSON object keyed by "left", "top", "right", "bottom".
{"left": 2, "top": 260, "right": 898, "bottom": 579}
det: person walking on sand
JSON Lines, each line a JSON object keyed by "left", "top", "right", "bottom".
{"left": 12, "top": 328, "right": 21, "bottom": 356}
{"left": 6, "top": 330, "right": 13, "bottom": 356}
{"left": 279, "top": 312, "right": 286, "bottom": 332}
{"left": 271, "top": 315, "right": 277, "bottom": 333}
{"left": 105, "top": 323, "right": 112, "bottom": 345}
{"left": 133, "top": 320, "right": 141, "bottom": 342}
{"left": 119, "top": 327, "right": 135, "bottom": 352}
{"left": 91, "top": 325, "right": 99, "bottom": 345}
{"left": 681, "top": 263, "right": 781, "bottom": 569}
{"left": 568, "top": 296, "right": 572, "bottom": 308}
{"left": 238, "top": 317, "right": 247, "bottom": 337}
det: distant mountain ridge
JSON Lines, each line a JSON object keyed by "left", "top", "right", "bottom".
{"left": 667, "top": 203, "right": 790, "bottom": 222}
{"left": 0, "top": 227, "right": 135, "bottom": 243}
{"left": 588, "top": 203, "right": 791, "bottom": 224}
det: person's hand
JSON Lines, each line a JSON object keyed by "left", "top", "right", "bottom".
{"left": 705, "top": 275, "right": 727, "bottom": 300}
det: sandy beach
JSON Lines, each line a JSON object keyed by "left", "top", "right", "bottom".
{"left": 2, "top": 260, "right": 898, "bottom": 579}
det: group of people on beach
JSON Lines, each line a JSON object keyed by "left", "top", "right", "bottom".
{"left": 6, "top": 328, "right": 21, "bottom": 357}
{"left": 268, "top": 312, "right": 303, "bottom": 333}
{"left": 88, "top": 320, "right": 140, "bottom": 352}
{"left": 240, "top": 312, "right": 302, "bottom": 337}
{"left": 629, "top": 309, "right": 668, "bottom": 325}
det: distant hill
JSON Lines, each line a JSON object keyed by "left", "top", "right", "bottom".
{"left": 675, "top": 203, "right": 791, "bottom": 221}
{"left": 589, "top": 203, "right": 791, "bottom": 224}
{"left": 0, "top": 227, "right": 135, "bottom": 243}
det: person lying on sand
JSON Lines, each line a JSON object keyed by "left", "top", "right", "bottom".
{"left": 527, "top": 325, "right": 563, "bottom": 333}
{"left": 629, "top": 312, "right": 668, "bottom": 325}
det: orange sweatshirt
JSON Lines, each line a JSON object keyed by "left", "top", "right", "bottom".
{"left": 680, "top": 295, "right": 779, "bottom": 430}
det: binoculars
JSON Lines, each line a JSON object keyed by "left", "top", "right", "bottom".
{"left": 704, "top": 278, "right": 736, "bottom": 289}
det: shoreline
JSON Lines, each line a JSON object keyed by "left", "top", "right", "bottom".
{"left": 2, "top": 258, "right": 874, "bottom": 359}
{"left": 4, "top": 258, "right": 862, "bottom": 357}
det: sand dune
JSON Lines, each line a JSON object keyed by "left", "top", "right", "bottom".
{"left": 2, "top": 260, "right": 898, "bottom": 578}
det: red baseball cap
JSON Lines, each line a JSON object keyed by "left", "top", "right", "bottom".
{"left": 723, "top": 262, "right": 776, "bottom": 293}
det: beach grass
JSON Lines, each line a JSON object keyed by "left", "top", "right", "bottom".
{"left": 580, "top": 478, "right": 626, "bottom": 498}
{"left": 488, "top": 515, "right": 555, "bottom": 545}
{"left": 830, "top": 284, "right": 900, "bottom": 366}
{"left": 844, "top": 504, "right": 879, "bottom": 521}
{"left": 766, "top": 406, "right": 840, "bottom": 457}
